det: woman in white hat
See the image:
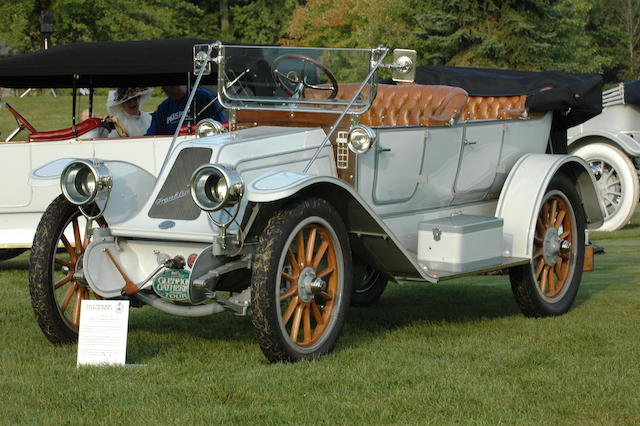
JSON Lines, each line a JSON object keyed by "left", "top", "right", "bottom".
{"left": 106, "top": 87, "right": 153, "bottom": 137}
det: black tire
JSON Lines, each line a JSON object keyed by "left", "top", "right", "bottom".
{"left": 29, "top": 195, "right": 106, "bottom": 344}
{"left": 0, "top": 248, "right": 26, "bottom": 262}
{"left": 351, "top": 258, "right": 387, "bottom": 307}
{"left": 251, "top": 198, "right": 352, "bottom": 363}
{"left": 509, "top": 174, "right": 586, "bottom": 317}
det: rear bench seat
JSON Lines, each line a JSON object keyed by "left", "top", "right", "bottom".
{"left": 459, "top": 95, "right": 529, "bottom": 120}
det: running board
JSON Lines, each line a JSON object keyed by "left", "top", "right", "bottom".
{"left": 396, "top": 256, "right": 531, "bottom": 283}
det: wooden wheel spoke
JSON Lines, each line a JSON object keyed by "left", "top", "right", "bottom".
{"left": 305, "top": 228, "right": 317, "bottom": 266}
{"left": 550, "top": 199, "right": 558, "bottom": 226}
{"left": 281, "top": 272, "right": 297, "bottom": 284}
{"left": 319, "top": 290, "right": 333, "bottom": 301}
{"left": 311, "top": 300, "right": 324, "bottom": 326}
{"left": 540, "top": 265, "right": 549, "bottom": 293}
{"left": 72, "top": 218, "right": 82, "bottom": 254}
{"left": 54, "top": 274, "right": 74, "bottom": 289}
{"left": 60, "top": 234, "right": 76, "bottom": 259}
{"left": 543, "top": 202, "right": 551, "bottom": 227}
{"left": 60, "top": 282, "right": 77, "bottom": 313}
{"left": 303, "top": 304, "right": 312, "bottom": 343}
{"left": 287, "top": 249, "right": 300, "bottom": 275}
{"left": 555, "top": 209, "right": 566, "bottom": 229}
{"left": 279, "top": 285, "right": 298, "bottom": 301}
{"left": 317, "top": 265, "right": 334, "bottom": 279}
{"left": 311, "top": 240, "right": 329, "bottom": 270}
{"left": 560, "top": 230, "right": 570, "bottom": 239}
{"left": 555, "top": 257, "right": 565, "bottom": 281}
{"left": 296, "top": 231, "right": 305, "bottom": 266}
{"left": 282, "top": 296, "right": 299, "bottom": 325}
{"left": 536, "top": 217, "right": 545, "bottom": 235}
{"left": 54, "top": 257, "right": 73, "bottom": 268}
{"left": 290, "top": 304, "right": 304, "bottom": 342}
{"left": 71, "top": 287, "right": 83, "bottom": 326}
{"left": 548, "top": 267, "right": 556, "bottom": 294}
{"left": 535, "top": 259, "right": 546, "bottom": 280}
{"left": 534, "top": 236, "right": 544, "bottom": 244}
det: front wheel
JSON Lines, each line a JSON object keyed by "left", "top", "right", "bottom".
{"left": 29, "top": 195, "right": 106, "bottom": 344}
{"left": 572, "top": 142, "right": 639, "bottom": 231}
{"left": 509, "top": 174, "right": 585, "bottom": 317}
{"left": 251, "top": 198, "right": 352, "bottom": 363}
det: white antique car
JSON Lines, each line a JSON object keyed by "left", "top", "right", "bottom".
{"left": 0, "top": 39, "right": 223, "bottom": 261}
{"left": 568, "top": 82, "right": 640, "bottom": 231}
{"left": 28, "top": 43, "right": 604, "bottom": 363}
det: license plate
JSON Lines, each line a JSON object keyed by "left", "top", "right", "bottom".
{"left": 152, "top": 269, "right": 191, "bottom": 301}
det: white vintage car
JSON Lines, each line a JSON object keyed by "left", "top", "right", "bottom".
{"left": 0, "top": 38, "right": 224, "bottom": 261}
{"left": 28, "top": 43, "right": 604, "bottom": 363}
{"left": 568, "top": 82, "right": 640, "bottom": 231}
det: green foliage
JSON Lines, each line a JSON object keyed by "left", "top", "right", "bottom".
{"left": 288, "top": 0, "right": 415, "bottom": 49}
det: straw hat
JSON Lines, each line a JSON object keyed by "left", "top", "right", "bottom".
{"left": 106, "top": 87, "right": 152, "bottom": 112}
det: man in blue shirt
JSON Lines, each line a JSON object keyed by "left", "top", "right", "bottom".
{"left": 145, "top": 86, "right": 226, "bottom": 135}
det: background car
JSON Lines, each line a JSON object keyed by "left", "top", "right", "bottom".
{"left": 567, "top": 81, "right": 640, "bottom": 231}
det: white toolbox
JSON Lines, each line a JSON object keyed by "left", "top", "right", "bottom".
{"left": 418, "top": 215, "right": 503, "bottom": 273}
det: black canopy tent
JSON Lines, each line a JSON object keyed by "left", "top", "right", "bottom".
{"left": 0, "top": 38, "right": 220, "bottom": 88}
{"left": 0, "top": 38, "right": 225, "bottom": 132}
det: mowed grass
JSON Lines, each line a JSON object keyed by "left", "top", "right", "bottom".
{"left": 0, "top": 208, "right": 639, "bottom": 424}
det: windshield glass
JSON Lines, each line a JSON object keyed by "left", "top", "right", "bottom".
{"left": 217, "top": 45, "right": 376, "bottom": 113}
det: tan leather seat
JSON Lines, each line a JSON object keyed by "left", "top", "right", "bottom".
{"left": 360, "top": 85, "right": 468, "bottom": 127}
{"left": 460, "top": 95, "right": 528, "bottom": 121}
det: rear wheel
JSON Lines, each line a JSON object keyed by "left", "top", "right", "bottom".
{"left": 251, "top": 198, "right": 351, "bottom": 363}
{"left": 509, "top": 174, "right": 585, "bottom": 317}
{"left": 572, "top": 142, "right": 639, "bottom": 231}
{"left": 29, "top": 195, "right": 106, "bottom": 344}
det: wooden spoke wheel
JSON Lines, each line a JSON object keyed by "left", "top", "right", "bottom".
{"left": 29, "top": 195, "right": 106, "bottom": 344}
{"left": 509, "top": 174, "right": 585, "bottom": 317}
{"left": 251, "top": 198, "right": 351, "bottom": 363}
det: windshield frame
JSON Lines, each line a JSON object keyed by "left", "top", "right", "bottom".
{"left": 216, "top": 45, "right": 379, "bottom": 114}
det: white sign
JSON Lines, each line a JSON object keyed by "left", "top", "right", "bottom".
{"left": 77, "top": 300, "right": 129, "bottom": 367}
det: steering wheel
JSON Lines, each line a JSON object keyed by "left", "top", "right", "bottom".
{"left": 5, "top": 103, "right": 37, "bottom": 133}
{"left": 271, "top": 54, "right": 339, "bottom": 100}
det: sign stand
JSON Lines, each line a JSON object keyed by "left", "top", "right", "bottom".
{"left": 77, "top": 300, "right": 129, "bottom": 367}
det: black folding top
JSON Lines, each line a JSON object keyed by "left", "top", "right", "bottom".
{"left": 0, "top": 38, "right": 220, "bottom": 88}
{"left": 413, "top": 65, "right": 603, "bottom": 129}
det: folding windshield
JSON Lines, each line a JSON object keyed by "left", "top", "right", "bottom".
{"left": 217, "top": 45, "right": 377, "bottom": 113}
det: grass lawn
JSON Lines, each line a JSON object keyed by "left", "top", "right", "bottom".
{"left": 0, "top": 208, "right": 638, "bottom": 424}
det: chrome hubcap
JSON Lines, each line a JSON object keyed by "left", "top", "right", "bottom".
{"left": 297, "top": 266, "right": 325, "bottom": 303}
{"left": 543, "top": 227, "right": 570, "bottom": 266}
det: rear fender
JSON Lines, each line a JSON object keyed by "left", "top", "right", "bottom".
{"left": 496, "top": 154, "right": 604, "bottom": 259}
{"left": 246, "top": 171, "right": 431, "bottom": 281}
{"left": 568, "top": 130, "right": 640, "bottom": 157}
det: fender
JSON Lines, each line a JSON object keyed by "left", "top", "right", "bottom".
{"left": 29, "top": 157, "right": 155, "bottom": 224}
{"left": 247, "top": 170, "right": 436, "bottom": 282}
{"left": 496, "top": 154, "right": 604, "bottom": 259}
{"left": 568, "top": 129, "right": 640, "bottom": 157}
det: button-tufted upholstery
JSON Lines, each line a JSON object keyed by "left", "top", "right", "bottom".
{"left": 360, "top": 85, "right": 468, "bottom": 127}
{"left": 459, "top": 95, "right": 528, "bottom": 121}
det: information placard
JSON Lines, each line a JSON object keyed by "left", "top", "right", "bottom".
{"left": 77, "top": 300, "right": 129, "bottom": 367}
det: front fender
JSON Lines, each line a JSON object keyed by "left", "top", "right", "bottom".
{"left": 496, "top": 154, "right": 604, "bottom": 259}
{"left": 247, "top": 170, "right": 436, "bottom": 282}
{"left": 568, "top": 129, "right": 640, "bottom": 157}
